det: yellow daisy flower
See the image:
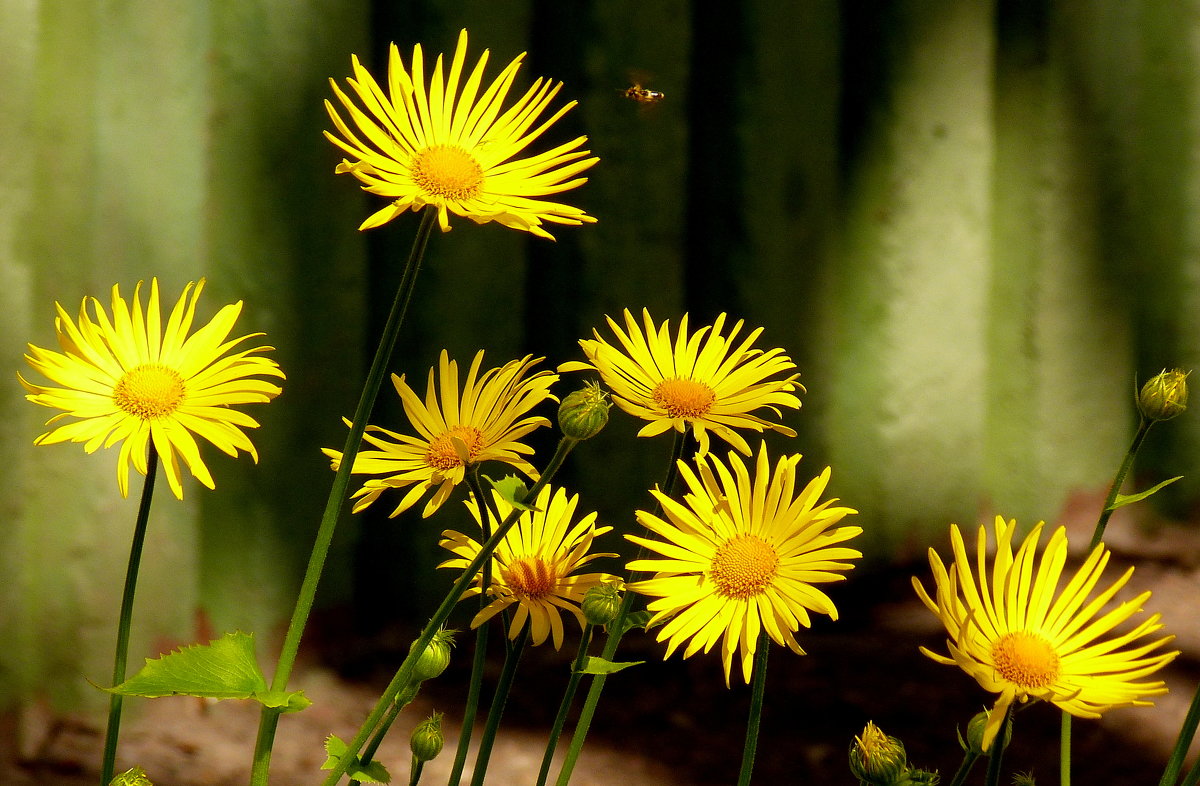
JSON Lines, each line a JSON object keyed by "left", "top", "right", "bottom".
{"left": 325, "top": 28, "right": 599, "bottom": 238}
{"left": 325, "top": 350, "right": 557, "bottom": 519}
{"left": 558, "top": 309, "right": 802, "bottom": 456}
{"left": 19, "top": 279, "right": 284, "bottom": 500}
{"left": 913, "top": 516, "right": 1178, "bottom": 752}
{"left": 627, "top": 443, "right": 861, "bottom": 685}
{"left": 438, "top": 484, "right": 619, "bottom": 649}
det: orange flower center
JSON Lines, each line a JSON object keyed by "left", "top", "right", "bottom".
{"left": 112, "top": 364, "right": 186, "bottom": 420}
{"left": 501, "top": 556, "right": 556, "bottom": 599}
{"left": 425, "top": 425, "right": 485, "bottom": 471}
{"left": 652, "top": 378, "right": 717, "bottom": 419}
{"left": 412, "top": 145, "right": 484, "bottom": 201}
{"left": 710, "top": 534, "right": 779, "bottom": 599}
{"left": 991, "top": 631, "right": 1061, "bottom": 689}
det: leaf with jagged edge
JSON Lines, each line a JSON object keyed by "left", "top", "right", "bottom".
{"left": 577, "top": 656, "right": 644, "bottom": 675}
{"left": 1107, "top": 476, "right": 1184, "bottom": 510}
{"left": 486, "top": 475, "right": 540, "bottom": 511}
{"left": 322, "top": 734, "right": 391, "bottom": 783}
{"left": 106, "top": 632, "right": 310, "bottom": 713}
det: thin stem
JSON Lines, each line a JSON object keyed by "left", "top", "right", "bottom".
{"left": 100, "top": 443, "right": 160, "bottom": 786}
{"left": 735, "top": 629, "right": 770, "bottom": 786}
{"left": 251, "top": 207, "right": 439, "bottom": 786}
{"left": 448, "top": 469, "right": 498, "bottom": 786}
{"left": 409, "top": 759, "right": 425, "bottom": 786}
{"left": 320, "top": 437, "right": 579, "bottom": 786}
{"left": 1159, "top": 677, "right": 1200, "bottom": 786}
{"left": 535, "top": 625, "right": 594, "bottom": 786}
{"left": 983, "top": 706, "right": 1012, "bottom": 786}
{"left": 1180, "top": 754, "right": 1200, "bottom": 786}
{"left": 351, "top": 685, "right": 419, "bottom": 786}
{"left": 555, "top": 432, "right": 690, "bottom": 786}
{"left": 1089, "top": 417, "right": 1153, "bottom": 551}
{"left": 468, "top": 625, "right": 531, "bottom": 786}
{"left": 1060, "top": 711, "right": 1071, "bottom": 786}
{"left": 947, "top": 751, "right": 980, "bottom": 786}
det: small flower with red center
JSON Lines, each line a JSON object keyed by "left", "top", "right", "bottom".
{"left": 913, "top": 516, "right": 1178, "bottom": 752}
{"left": 627, "top": 443, "right": 861, "bottom": 685}
{"left": 324, "top": 350, "right": 557, "bottom": 518}
{"left": 558, "top": 309, "right": 802, "bottom": 456}
{"left": 438, "top": 484, "right": 619, "bottom": 649}
{"left": 325, "top": 29, "right": 598, "bottom": 238}
{"left": 19, "top": 279, "right": 284, "bottom": 499}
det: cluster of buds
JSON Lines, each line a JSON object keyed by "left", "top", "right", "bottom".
{"left": 849, "top": 722, "right": 939, "bottom": 785}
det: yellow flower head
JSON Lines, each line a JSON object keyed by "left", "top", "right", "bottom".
{"left": 558, "top": 309, "right": 803, "bottom": 457}
{"left": 20, "top": 279, "right": 284, "bottom": 500}
{"left": 325, "top": 350, "right": 557, "bottom": 519}
{"left": 913, "top": 517, "right": 1178, "bottom": 752}
{"left": 325, "top": 29, "right": 599, "bottom": 238}
{"left": 627, "top": 443, "right": 861, "bottom": 685}
{"left": 439, "top": 485, "right": 620, "bottom": 649}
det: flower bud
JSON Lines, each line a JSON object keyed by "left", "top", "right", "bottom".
{"left": 558, "top": 382, "right": 611, "bottom": 441}
{"left": 849, "top": 721, "right": 907, "bottom": 785}
{"left": 410, "top": 629, "right": 455, "bottom": 683}
{"left": 581, "top": 582, "right": 623, "bottom": 626}
{"left": 1138, "top": 369, "right": 1190, "bottom": 421}
{"left": 111, "top": 767, "right": 154, "bottom": 786}
{"left": 410, "top": 712, "right": 444, "bottom": 763}
{"left": 961, "top": 708, "right": 1011, "bottom": 756}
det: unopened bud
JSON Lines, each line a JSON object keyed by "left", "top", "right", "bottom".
{"left": 110, "top": 767, "right": 154, "bottom": 786}
{"left": 1138, "top": 369, "right": 1190, "bottom": 421}
{"left": 582, "top": 582, "right": 623, "bottom": 626}
{"left": 558, "top": 382, "right": 611, "bottom": 441}
{"left": 849, "top": 721, "right": 907, "bottom": 785}
{"left": 961, "top": 708, "right": 1011, "bottom": 755}
{"left": 410, "top": 712, "right": 444, "bottom": 763}
{"left": 410, "top": 629, "right": 455, "bottom": 683}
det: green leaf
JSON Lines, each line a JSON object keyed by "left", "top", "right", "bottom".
{"left": 107, "top": 631, "right": 309, "bottom": 713}
{"left": 577, "top": 656, "right": 644, "bottom": 675}
{"left": 110, "top": 766, "right": 153, "bottom": 786}
{"left": 322, "top": 734, "right": 391, "bottom": 783}
{"left": 486, "top": 475, "right": 540, "bottom": 511}
{"left": 1107, "top": 476, "right": 1184, "bottom": 510}
{"left": 616, "top": 610, "right": 655, "bottom": 636}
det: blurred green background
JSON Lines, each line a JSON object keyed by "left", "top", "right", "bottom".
{"left": 4, "top": 0, "right": 1200, "bottom": 712}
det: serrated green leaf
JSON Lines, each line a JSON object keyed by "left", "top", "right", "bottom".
{"left": 1107, "top": 476, "right": 1184, "bottom": 510}
{"left": 617, "top": 610, "right": 655, "bottom": 636}
{"left": 577, "top": 656, "right": 644, "bottom": 675}
{"left": 487, "top": 475, "right": 540, "bottom": 511}
{"left": 110, "top": 766, "right": 153, "bottom": 786}
{"left": 322, "top": 734, "right": 391, "bottom": 783}
{"left": 106, "top": 631, "right": 309, "bottom": 712}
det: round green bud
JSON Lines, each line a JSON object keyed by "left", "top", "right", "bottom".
{"left": 849, "top": 721, "right": 907, "bottom": 785}
{"left": 961, "top": 708, "right": 1011, "bottom": 756}
{"left": 1138, "top": 369, "right": 1190, "bottom": 421}
{"left": 410, "top": 712, "right": 444, "bottom": 763}
{"left": 410, "top": 629, "right": 455, "bottom": 683}
{"left": 581, "top": 582, "right": 623, "bottom": 626}
{"left": 558, "top": 382, "right": 611, "bottom": 441}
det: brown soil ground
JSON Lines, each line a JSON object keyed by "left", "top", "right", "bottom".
{"left": 5, "top": 510, "right": 1200, "bottom": 785}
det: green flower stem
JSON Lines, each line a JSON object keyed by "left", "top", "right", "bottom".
{"left": 1060, "top": 711, "right": 1071, "bottom": 786}
{"left": 554, "top": 432, "right": 689, "bottom": 786}
{"left": 1180, "top": 755, "right": 1200, "bottom": 786}
{"left": 1089, "top": 416, "right": 1153, "bottom": 551}
{"left": 447, "top": 469, "right": 500, "bottom": 786}
{"left": 320, "top": 436, "right": 579, "bottom": 786}
{"left": 1158, "top": 676, "right": 1200, "bottom": 786}
{"left": 946, "top": 751, "right": 980, "bottom": 786}
{"left": 251, "top": 207, "right": 439, "bottom": 786}
{"left": 535, "top": 625, "right": 594, "bottom": 786}
{"left": 100, "top": 443, "right": 159, "bottom": 786}
{"left": 983, "top": 706, "right": 1012, "bottom": 786}
{"left": 735, "top": 628, "right": 770, "bottom": 786}
{"left": 351, "top": 684, "right": 419, "bottom": 786}
{"left": 409, "top": 758, "right": 425, "bottom": 786}
{"left": 468, "top": 624, "right": 531, "bottom": 786}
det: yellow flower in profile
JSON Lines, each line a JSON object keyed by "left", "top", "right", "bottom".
{"left": 627, "top": 444, "right": 861, "bottom": 685}
{"left": 325, "top": 28, "right": 598, "bottom": 238}
{"left": 558, "top": 309, "right": 802, "bottom": 456}
{"left": 325, "top": 350, "right": 556, "bottom": 519}
{"left": 913, "top": 517, "right": 1178, "bottom": 752}
{"left": 19, "top": 279, "right": 284, "bottom": 500}
{"left": 438, "top": 485, "right": 619, "bottom": 649}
